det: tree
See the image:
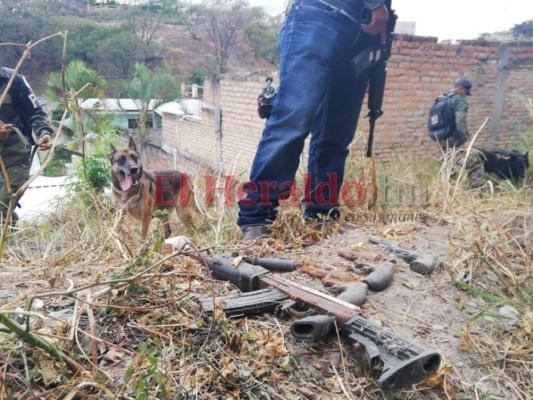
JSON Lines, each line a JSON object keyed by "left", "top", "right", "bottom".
{"left": 183, "top": 3, "right": 206, "bottom": 40}
{"left": 28, "top": 0, "right": 87, "bottom": 17}
{"left": 44, "top": 60, "right": 105, "bottom": 105}
{"left": 43, "top": 60, "right": 115, "bottom": 192}
{"left": 512, "top": 20, "right": 533, "bottom": 39}
{"left": 122, "top": 0, "right": 167, "bottom": 47}
{"left": 44, "top": 60, "right": 107, "bottom": 150}
{"left": 245, "top": 8, "right": 281, "bottom": 66}
{"left": 63, "top": 20, "right": 115, "bottom": 65}
{"left": 189, "top": 69, "right": 207, "bottom": 85}
{"left": 0, "top": 0, "right": 32, "bottom": 15}
{"left": 95, "top": 28, "right": 150, "bottom": 79}
{"left": 152, "top": 0, "right": 187, "bottom": 16}
{"left": 201, "top": 0, "right": 250, "bottom": 74}
{"left": 116, "top": 63, "right": 179, "bottom": 152}
{"left": 0, "top": 6, "right": 63, "bottom": 76}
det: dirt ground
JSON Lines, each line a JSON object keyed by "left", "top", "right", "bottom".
{"left": 291, "top": 221, "right": 484, "bottom": 396}
{"left": 250, "top": 219, "right": 490, "bottom": 397}
{"left": 0, "top": 209, "right": 531, "bottom": 399}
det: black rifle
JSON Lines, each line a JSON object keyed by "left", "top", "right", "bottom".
{"left": 200, "top": 254, "right": 441, "bottom": 391}
{"left": 353, "top": 0, "right": 398, "bottom": 157}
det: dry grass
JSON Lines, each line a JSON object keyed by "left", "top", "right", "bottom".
{"left": 0, "top": 192, "right": 376, "bottom": 399}
{"left": 0, "top": 140, "right": 532, "bottom": 399}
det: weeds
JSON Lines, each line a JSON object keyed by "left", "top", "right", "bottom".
{"left": 1, "top": 92, "right": 532, "bottom": 400}
{"left": 2, "top": 134, "right": 532, "bottom": 399}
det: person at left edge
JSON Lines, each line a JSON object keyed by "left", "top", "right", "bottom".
{"left": 0, "top": 66, "right": 54, "bottom": 223}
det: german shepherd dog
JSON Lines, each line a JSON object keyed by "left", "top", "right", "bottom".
{"left": 109, "top": 137, "right": 194, "bottom": 238}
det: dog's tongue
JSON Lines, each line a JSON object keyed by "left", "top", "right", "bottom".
{"left": 121, "top": 174, "right": 133, "bottom": 191}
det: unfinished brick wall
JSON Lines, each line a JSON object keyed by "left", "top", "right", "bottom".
{"left": 372, "top": 35, "right": 533, "bottom": 161}
{"left": 160, "top": 106, "right": 223, "bottom": 171}
{"left": 162, "top": 35, "right": 533, "bottom": 179}
{"left": 218, "top": 73, "right": 279, "bottom": 174}
{"left": 144, "top": 144, "right": 174, "bottom": 170}
{"left": 161, "top": 72, "right": 282, "bottom": 176}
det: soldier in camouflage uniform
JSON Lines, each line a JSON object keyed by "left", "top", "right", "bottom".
{"left": 439, "top": 77, "right": 491, "bottom": 188}
{"left": 0, "top": 67, "right": 54, "bottom": 222}
{"left": 439, "top": 77, "right": 471, "bottom": 149}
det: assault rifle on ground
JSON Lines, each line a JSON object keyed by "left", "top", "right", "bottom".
{"left": 352, "top": 0, "right": 397, "bottom": 157}
{"left": 199, "top": 254, "right": 441, "bottom": 391}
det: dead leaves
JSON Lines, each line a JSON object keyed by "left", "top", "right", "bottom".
{"left": 422, "top": 363, "right": 455, "bottom": 399}
{"left": 458, "top": 326, "right": 473, "bottom": 352}
{"left": 252, "top": 329, "right": 288, "bottom": 358}
{"left": 521, "top": 311, "right": 533, "bottom": 339}
{"left": 103, "top": 347, "right": 128, "bottom": 364}
{"left": 33, "top": 349, "right": 64, "bottom": 386}
{"left": 179, "top": 324, "right": 290, "bottom": 396}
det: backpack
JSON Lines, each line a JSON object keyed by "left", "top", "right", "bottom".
{"left": 427, "top": 94, "right": 456, "bottom": 141}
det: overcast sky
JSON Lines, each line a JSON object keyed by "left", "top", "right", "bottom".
{"left": 246, "top": 0, "right": 533, "bottom": 41}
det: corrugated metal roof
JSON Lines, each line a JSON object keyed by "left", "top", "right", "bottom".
{"left": 80, "top": 98, "right": 160, "bottom": 112}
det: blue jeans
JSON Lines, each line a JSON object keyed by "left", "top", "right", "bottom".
{"left": 238, "top": 0, "right": 372, "bottom": 228}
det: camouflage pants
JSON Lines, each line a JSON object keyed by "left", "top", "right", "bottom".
{"left": 448, "top": 149, "right": 489, "bottom": 188}
{"left": 0, "top": 133, "right": 32, "bottom": 222}
{"left": 438, "top": 131, "right": 468, "bottom": 150}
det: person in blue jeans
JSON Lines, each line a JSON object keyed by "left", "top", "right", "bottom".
{"left": 238, "top": 0, "right": 389, "bottom": 240}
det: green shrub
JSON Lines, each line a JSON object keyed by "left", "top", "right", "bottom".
{"left": 72, "top": 157, "right": 110, "bottom": 196}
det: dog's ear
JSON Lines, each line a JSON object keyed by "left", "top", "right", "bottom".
{"left": 128, "top": 136, "right": 138, "bottom": 152}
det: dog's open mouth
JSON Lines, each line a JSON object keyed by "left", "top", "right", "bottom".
{"left": 120, "top": 173, "right": 137, "bottom": 191}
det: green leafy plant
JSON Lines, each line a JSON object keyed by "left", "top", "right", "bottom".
{"left": 125, "top": 343, "right": 170, "bottom": 400}
{"left": 189, "top": 69, "right": 207, "bottom": 85}
{"left": 116, "top": 63, "right": 179, "bottom": 150}
{"left": 78, "top": 157, "right": 110, "bottom": 193}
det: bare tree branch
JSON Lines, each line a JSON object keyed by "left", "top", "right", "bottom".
{"left": 123, "top": 0, "right": 165, "bottom": 47}
{"left": 202, "top": 0, "right": 250, "bottom": 74}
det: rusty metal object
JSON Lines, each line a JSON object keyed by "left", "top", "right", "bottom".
{"left": 337, "top": 248, "right": 359, "bottom": 261}
{"left": 300, "top": 265, "right": 362, "bottom": 288}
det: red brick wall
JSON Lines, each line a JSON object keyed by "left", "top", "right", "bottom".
{"left": 367, "top": 35, "right": 533, "bottom": 161}
{"left": 162, "top": 36, "right": 533, "bottom": 178}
